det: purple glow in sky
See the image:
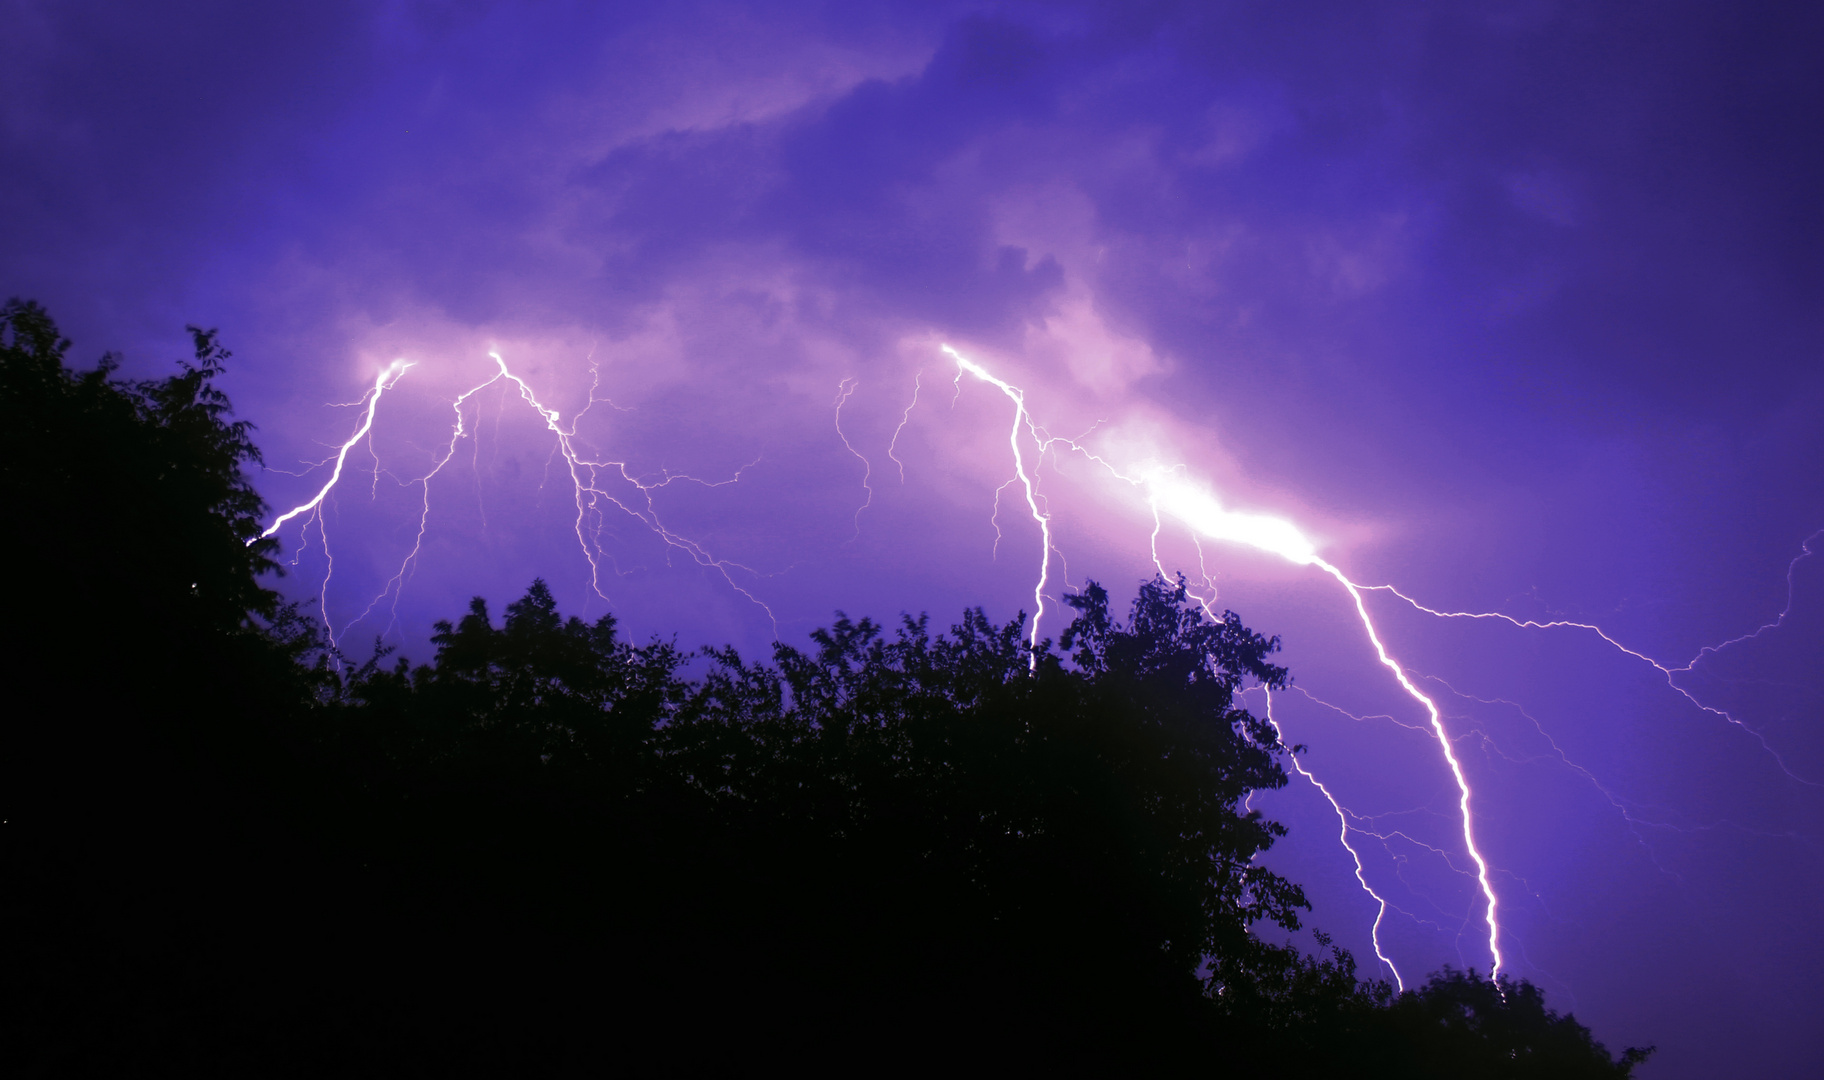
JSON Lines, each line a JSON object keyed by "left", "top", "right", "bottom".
{"left": 7, "top": 3, "right": 1822, "bottom": 1074}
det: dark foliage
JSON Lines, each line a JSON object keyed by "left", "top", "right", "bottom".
{"left": 310, "top": 571, "right": 1312, "bottom": 1067}
{"left": 1, "top": 304, "right": 1651, "bottom": 1076}
{"left": 0, "top": 299, "right": 280, "bottom": 635}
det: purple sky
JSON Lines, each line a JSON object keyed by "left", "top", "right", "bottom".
{"left": 7, "top": 2, "right": 1822, "bottom": 1073}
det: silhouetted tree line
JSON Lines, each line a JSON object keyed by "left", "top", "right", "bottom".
{"left": 1, "top": 301, "right": 1652, "bottom": 1076}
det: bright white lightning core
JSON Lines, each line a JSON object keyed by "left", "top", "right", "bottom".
{"left": 258, "top": 361, "right": 412, "bottom": 541}
{"left": 945, "top": 345, "right": 1055, "bottom": 669}
{"left": 1139, "top": 468, "right": 1319, "bottom": 566}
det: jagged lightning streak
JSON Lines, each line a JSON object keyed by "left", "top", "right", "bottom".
{"left": 339, "top": 364, "right": 513, "bottom": 638}
{"left": 257, "top": 361, "right": 412, "bottom": 542}
{"left": 1275, "top": 686, "right": 1516, "bottom": 959}
{"left": 1254, "top": 686, "right": 1406, "bottom": 989}
{"left": 1360, "top": 531, "right": 1823, "bottom": 786}
{"left": 1312, "top": 559, "right": 1503, "bottom": 976}
{"left": 1272, "top": 685, "right": 1505, "bottom": 955}
{"left": 941, "top": 344, "right": 1505, "bottom": 976}
{"left": 482, "top": 349, "right": 778, "bottom": 629}
{"left": 259, "top": 349, "right": 777, "bottom": 643}
{"left": 1124, "top": 435, "right": 1807, "bottom": 973}
{"left": 1139, "top": 474, "right": 1507, "bottom": 976}
{"left": 833, "top": 377, "right": 873, "bottom": 537}
{"left": 946, "top": 345, "right": 1054, "bottom": 666}
{"left": 886, "top": 370, "right": 923, "bottom": 484}
{"left": 253, "top": 362, "right": 413, "bottom": 639}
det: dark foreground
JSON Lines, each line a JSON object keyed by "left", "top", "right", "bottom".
{"left": 1, "top": 302, "right": 1651, "bottom": 1076}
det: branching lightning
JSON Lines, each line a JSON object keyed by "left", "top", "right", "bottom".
{"left": 257, "top": 336, "right": 1813, "bottom": 994}
{"left": 1361, "top": 533, "right": 1822, "bottom": 786}
{"left": 946, "top": 345, "right": 1056, "bottom": 667}
{"left": 259, "top": 362, "right": 412, "bottom": 542}
{"left": 1255, "top": 686, "right": 1407, "bottom": 990}
{"left": 260, "top": 349, "right": 776, "bottom": 650}
{"left": 833, "top": 377, "right": 873, "bottom": 538}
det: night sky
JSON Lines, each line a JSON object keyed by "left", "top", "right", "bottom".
{"left": 7, "top": 3, "right": 1822, "bottom": 1074}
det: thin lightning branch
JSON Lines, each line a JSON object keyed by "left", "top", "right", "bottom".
{"left": 486, "top": 350, "right": 778, "bottom": 632}
{"left": 1189, "top": 537, "right": 1222, "bottom": 615}
{"left": 1291, "top": 686, "right": 1434, "bottom": 737}
{"left": 1358, "top": 823, "right": 1479, "bottom": 877}
{"left": 1432, "top": 674, "right": 1809, "bottom": 854}
{"left": 260, "top": 351, "right": 779, "bottom": 644}
{"left": 1673, "top": 531, "right": 1821, "bottom": 672}
{"left": 833, "top": 378, "right": 873, "bottom": 539}
{"left": 946, "top": 345, "right": 1054, "bottom": 665}
{"left": 1147, "top": 501, "right": 1224, "bottom": 622}
{"left": 989, "top": 478, "right": 1018, "bottom": 557}
{"left": 1256, "top": 687, "right": 1407, "bottom": 990}
{"left": 1360, "top": 532, "right": 1822, "bottom": 786}
{"left": 366, "top": 423, "right": 383, "bottom": 500}
{"left": 1427, "top": 677, "right": 1655, "bottom": 819}
{"left": 339, "top": 368, "right": 509, "bottom": 639}
{"left": 887, "top": 370, "right": 923, "bottom": 484}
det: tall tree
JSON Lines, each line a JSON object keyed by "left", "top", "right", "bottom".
{"left": 0, "top": 302, "right": 322, "bottom": 1074}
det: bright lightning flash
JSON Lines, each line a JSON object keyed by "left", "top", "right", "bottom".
{"left": 946, "top": 345, "right": 1056, "bottom": 670}
{"left": 946, "top": 343, "right": 1505, "bottom": 976}
{"left": 259, "top": 361, "right": 412, "bottom": 541}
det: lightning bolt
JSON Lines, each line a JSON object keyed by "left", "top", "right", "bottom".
{"left": 942, "top": 343, "right": 1505, "bottom": 976}
{"left": 1267, "top": 685, "right": 1506, "bottom": 961}
{"left": 259, "top": 349, "right": 777, "bottom": 648}
{"left": 886, "top": 369, "right": 923, "bottom": 484}
{"left": 258, "top": 361, "right": 412, "bottom": 542}
{"left": 833, "top": 377, "right": 873, "bottom": 538}
{"left": 946, "top": 344, "right": 1056, "bottom": 666}
{"left": 253, "top": 362, "right": 413, "bottom": 637}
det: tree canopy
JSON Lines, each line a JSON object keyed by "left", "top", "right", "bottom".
{"left": 1, "top": 303, "right": 1651, "bottom": 1075}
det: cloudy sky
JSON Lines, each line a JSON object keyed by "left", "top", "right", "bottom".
{"left": 7, "top": 2, "right": 1821, "bottom": 1073}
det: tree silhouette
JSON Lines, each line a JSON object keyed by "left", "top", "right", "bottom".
{"left": 1, "top": 301, "right": 326, "bottom": 1073}
{"left": 0, "top": 300, "right": 279, "bottom": 638}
